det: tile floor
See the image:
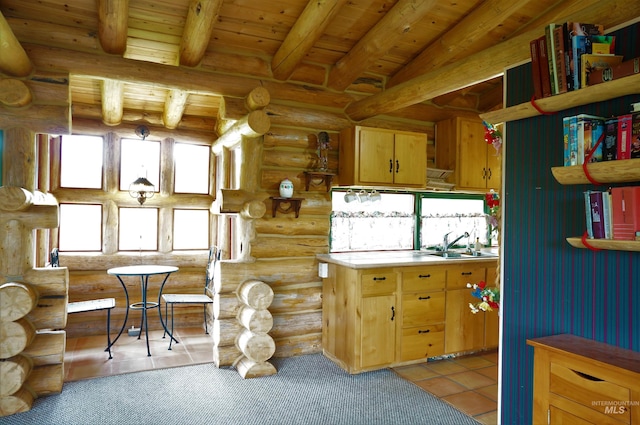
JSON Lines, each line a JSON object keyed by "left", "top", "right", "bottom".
{"left": 65, "top": 328, "right": 497, "bottom": 424}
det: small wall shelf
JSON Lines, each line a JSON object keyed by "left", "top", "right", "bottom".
{"left": 270, "top": 197, "right": 303, "bottom": 218}
{"left": 304, "top": 171, "right": 335, "bottom": 192}
{"left": 566, "top": 237, "right": 640, "bottom": 251}
{"left": 551, "top": 159, "right": 640, "bottom": 185}
{"left": 480, "top": 73, "right": 640, "bottom": 124}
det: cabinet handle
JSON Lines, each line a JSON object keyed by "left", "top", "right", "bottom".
{"left": 418, "top": 274, "right": 431, "bottom": 278}
{"left": 461, "top": 272, "right": 472, "bottom": 276}
{"left": 395, "top": 159, "right": 399, "bottom": 173}
{"left": 390, "top": 306, "right": 395, "bottom": 321}
{"left": 487, "top": 168, "right": 492, "bottom": 179}
{"left": 418, "top": 296, "right": 431, "bottom": 300}
{"left": 389, "top": 159, "right": 393, "bottom": 173}
{"left": 418, "top": 329, "right": 430, "bottom": 334}
{"left": 372, "top": 277, "right": 386, "bottom": 281}
{"left": 482, "top": 167, "right": 486, "bottom": 178}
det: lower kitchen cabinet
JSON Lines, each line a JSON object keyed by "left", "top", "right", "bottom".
{"left": 322, "top": 259, "right": 498, "bottom": 374}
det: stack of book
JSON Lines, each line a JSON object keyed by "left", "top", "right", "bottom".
{"left": 584, "top": 187, "right": 640, "bottom": 240}
{"left": 529, "top": 22, "right": 634, "bottom": 98}
{"left": 563, "top": 106, "right": 640, "bottom": 166}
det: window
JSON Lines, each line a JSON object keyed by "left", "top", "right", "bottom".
{"left": 174, "top": 143, "right": 210, "bottom": 194}
{"left": 173, "top": 209, "right": 209, "bottom": 250}
{"left": 58, "top": 204, "right": 102, "bottom": 251}
{"left": 118, "top": 207, "right": 158, "bottom": 251}
{"left": 331, "top": 190, "right": 415, "bottom": 252}
{"left": 55, "top": 134, "right": 213, "bottom": 254}
{"left": 60, "top": 135, "right": 103, "bottom": 189}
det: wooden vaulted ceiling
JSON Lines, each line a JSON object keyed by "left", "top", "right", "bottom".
{"left": 0, "top": 0, "right": 639, "bottom": 137}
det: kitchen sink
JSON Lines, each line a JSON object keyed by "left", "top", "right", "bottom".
{"left": 424, "top": 251, "right": 462, "bottom": 258}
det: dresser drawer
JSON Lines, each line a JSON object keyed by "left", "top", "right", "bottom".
{"left": 402, "top": 266, "right": 446, "bottom": 292}
{"left": 402, "top": 291, "right": 445, "bottom": 326}
{"left": 446, "top": 265, "right": 487, "bottom": 289}
{"left": 550, "top": 361, "right": 631, "bottom": 422}
{"left": 361, "top": 269, "right": 397, "bottom": 296}
{"left": 400, "top": 323, "right": 445, "bottom": 362}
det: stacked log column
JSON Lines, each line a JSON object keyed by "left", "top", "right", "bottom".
{"left": 0, "top": 186, "right": 67, "bottom": 416}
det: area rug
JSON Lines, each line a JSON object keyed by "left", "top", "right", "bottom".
{"left": 0, "top": 354, "right": 479, "bottom": 425}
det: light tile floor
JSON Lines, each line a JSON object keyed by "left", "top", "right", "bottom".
{"left": 65, "top": 329, "right": 497, "bottom": 424}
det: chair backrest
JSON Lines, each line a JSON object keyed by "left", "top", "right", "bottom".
{"left": 205, "top": 246, "right": 220, "bottom": 295}
{"left": 50, "top": 248, "right": 60, "bottom": 267}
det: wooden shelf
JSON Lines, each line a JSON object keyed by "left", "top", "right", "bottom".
{"left": 304, "top": 171, "right": 335, "bottom": 192}
{"left": 566, "top": 237, "right": 640, "bottom": 251}
{"left": 551, "top": 159, "right": 640, "bottom": 185}
{"left": 480, "top": 73, "right": 640, "bottom": 124}
{"left": 269, "top": 197, "right": 303, "bottom": 217}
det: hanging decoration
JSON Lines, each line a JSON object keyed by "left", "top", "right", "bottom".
{"left": 467, "top": 280, "right": 500, "bottom": 313}
{"left": 482, "top": 120, "right": 502, "bottom": 154}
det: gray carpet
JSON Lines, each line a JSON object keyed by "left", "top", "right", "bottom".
{"left": 1, "top": 354, "right": 480, "bottom": 425}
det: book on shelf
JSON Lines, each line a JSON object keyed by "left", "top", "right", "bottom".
{"left": 603, "top": 117, "right": 618, "bottom": 161}
{"left": 537, "top": 36, "right": 552, "bottom": 97}
{"left": 590, "top": 35, "right": 616, "bottom": 55}
{"left": 611, "top": 186, "right": 640, "bottom": 240}
{"left": 617, "top": 114, "right": 633, "bottom": 160}
{"left": 588, "top": 57, "right": 640, "bottom": 86}
{"left": 564, "top": 114, "right": 604, "bottom": 165}
{"left": 632, "top": 112, "right": 640, "bottom": 159}
{"left": 589, "top": 191, "right": 605, "bottom": 239}
{"left": 553, "top": 25, "right": 569, "bottom": 94}
{"left": 580, "top": 54, "right": 624, "bottom": 88}
{"left": 545, "top": 23, "right": 559, "bottom": 95}
{"left": 584, "top": 191, "right": 594, "bottom": 239}
{"left": 563, "top": 115, "right": 578, "bottom": 166}
{"left": 602, "top": 190, "right": 612, "bottom": 239}
{"left": 530, "top": 38, "right": 543, "bottom": 99}
{"left": 583, "top": 116, "right": 605, "bottom": 163}
{"left": 567, "top": 23, "right": 604, "bottom": 90}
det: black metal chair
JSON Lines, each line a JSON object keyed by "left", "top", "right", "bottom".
{"left": 51, "top": 248, "right": 116, "bottom": 359}
{"left": 161, "top": 246, "right": 219, "bottom": 349}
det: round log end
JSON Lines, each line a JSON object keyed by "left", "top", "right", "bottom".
{"left": 0, "top": 387, "right": 34, "bottom": 416}
{"left": 0, "top": 79, "right": 32, "bottom": 107}
{"left": 0, "top": 355, "right": 32, "bottom": 397}
{"left": 245, "top": 87, "right": 270, "bottom": 111}
{"left": 246, "top": 110, "right": 271, "bottom": 136}
{"left": 0, "top": 319, "right": 36, "bottom": 359}
{"left": 237, "top": 280, "right": 274, "bottom": 310}
{"left": 240, "top": 200, "right": 266, "bottom": 219}
{"left": 0, "top": 283, "right": 38, "bottom": 322}
{"left": 0, "top": 187, "right": 33, "bottom": 212}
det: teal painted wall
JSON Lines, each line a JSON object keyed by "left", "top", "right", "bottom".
{"left": 500, "top": 24, "right": 640, "bottom": 424}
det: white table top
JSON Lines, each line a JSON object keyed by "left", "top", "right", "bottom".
{"left": 107, "top": 265, "right": 179, "bottom": 276}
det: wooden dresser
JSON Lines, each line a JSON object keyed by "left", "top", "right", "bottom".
{"left": 527, "top": 334, "right": 640, "bottom": 424}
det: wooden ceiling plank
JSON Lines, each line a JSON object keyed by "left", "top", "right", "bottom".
{"left": 101, "top": 79, "right": 125, "bottom": 126}
{"left": 388, "top": 0, "right": 534, "bottom": 87}
{"left": 271, "top": 0, "right": 349, "bottom": 81}
{"left": 327, "top": 0, "right": 439, "bottom": 91}
{"left": 98, "top": 0, "right": 129, "bottom": 55}
{"left": 180, "top": 0, "right": 224, "bottom": 67}
{"left": 0, "top": 11, "right": 33, "bottom": 77}
{"left": 346, "top": 0, "right": 640, "bottom": 121}
{"left": 163, "top": 89, "right": 189, "bottom": 129}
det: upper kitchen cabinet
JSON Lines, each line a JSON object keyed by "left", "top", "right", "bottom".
{"left": 436, "top": 117, "right": 501, "bottom": 192}
{"left": 339, "top": 126, "right": 427, "bottom": 187}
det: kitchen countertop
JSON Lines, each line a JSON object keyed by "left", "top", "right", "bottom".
{"left": 317, "top": 250, "right": 499, "bottom": 269}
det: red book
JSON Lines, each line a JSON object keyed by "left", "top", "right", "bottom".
{"left": 537, "top": 36, "right": 552, "bottom": 98}
{"left": 588, "top": 57, "right": 640, "bottom": 86}
{"left": 617, "top": 114, "right": 633, "bottom": 160}
{"left": 632, "top": 112, "right": 640, "bottom": 159}
{"left": 553, "top": 25, "right": 568, "bottom": 94}
{"left": 530, "top": 38, "right": 543, "bottom": 99}
{"left": 611, "top": 186, "right": 640, "bottom": 240}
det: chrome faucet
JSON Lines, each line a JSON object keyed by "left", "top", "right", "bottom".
{"left": 442, "top": 231, "right": 470, "bottom": 252}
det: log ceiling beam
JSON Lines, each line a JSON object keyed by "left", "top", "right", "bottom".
{"left": 271, "top": 0, "right": 348, "bottom": 81}
{"left": 0, "top": 11, "right": 33, "bottom": 77}
{"left": 163, "top": 89, "right": 189, "bottom": 130}
{"left": 97, "top": 0, "right": 129, "bottom": 55}
{"left": 327, "top": 0, "right": 438, "bottom": 92}
{"left": 388, "top": 0, "right": 532, "bottom": 87}
{"left": 345, "top": 0, "right": 640, "bottom": 121}
{"left": 179, "top": 0, "right": 223, "bottom": 67}
{"left": 100, "top": 79, "right": 124, "bottom": 126}
{"left": 477, "top": 83, "right": 504, "bottom": 113}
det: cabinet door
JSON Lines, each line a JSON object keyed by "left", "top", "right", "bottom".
{"left": 445, "top": 289, "right": 485, "bottom": 353}
{"left": 358, "top": 128, "right": 394, "bottom": 184}
{"left": 486, "top": 143, "right": 501, "bottom": 190}
{"left": 394, "top": 132, "right": 427, "bottom": 186}
{"left": 458, "top": 119, "right": 488, "bottom": 189}
{"left": 361, "top": 294, "right": 396, "bottom": 368}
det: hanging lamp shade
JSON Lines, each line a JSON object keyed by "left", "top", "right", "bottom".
{"left": 129, "top": 177, "right": 155, "bottom": 205}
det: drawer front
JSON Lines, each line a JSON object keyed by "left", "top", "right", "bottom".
{"left": 402, "top": 267, "right": 446, "bottom": 292}
{"left": 446, "top": 265, "right": 487, "bottom": 289}
{"left": 361, "top": 269, "right": 397, "bottom": 296}
{"left": 550, "top": 362, "right": 631, "bottom": 422}
{"left": 402, "top": 291, "right": 445, "bottom": 326}
{"left": 400, "top": 324, "right": 445, "bottom": 362}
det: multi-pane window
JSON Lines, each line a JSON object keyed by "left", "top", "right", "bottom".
{"left": 56, "top": 134, "right": 211, "bottom": 253}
